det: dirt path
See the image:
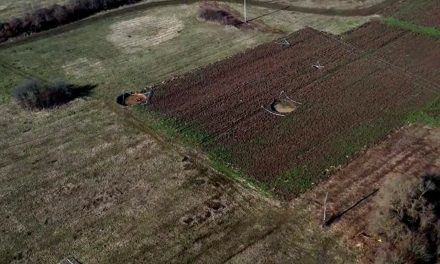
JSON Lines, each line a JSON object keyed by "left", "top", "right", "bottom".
{"left": 0, "top": 0, "right": 399, "bottom": 49}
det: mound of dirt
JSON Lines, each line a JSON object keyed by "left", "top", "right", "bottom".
{"left": 198, "top": 2, "right": 247, "bottom": 29}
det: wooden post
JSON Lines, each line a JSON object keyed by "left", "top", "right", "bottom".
{"left": 244, "top": 0, "right": 247, "bottom": 23}
{"left": 323, "top": 192, "right": 328, "bottom": 226}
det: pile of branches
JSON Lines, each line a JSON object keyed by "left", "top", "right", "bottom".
{"left": 370, "top": 173, "right": 440, "bottom": 264}
{"left": 0, "top": 0, "right": 141, "bottom": 43}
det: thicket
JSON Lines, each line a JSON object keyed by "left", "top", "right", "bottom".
{"left": 0, "top": 0, "right": 140, "bottom": 42}
{"left": 12, "top": 79, "right": 94, "bottom": 109}
{"left": 370, "top": 173, "right": 440, "bottom": 264}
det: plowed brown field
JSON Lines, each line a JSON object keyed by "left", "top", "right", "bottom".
{"left": 294, "top": 124, "right": 440, "bottom": 262}
{"left": 151, "top": 25, "right": 440, "bottom": 198}
{"left": 391, "top": 0, "right": 440, "bottom": 27}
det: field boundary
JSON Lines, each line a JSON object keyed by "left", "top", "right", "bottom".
{"left": 383, "top": 16, "right": 440, "bottom": 37}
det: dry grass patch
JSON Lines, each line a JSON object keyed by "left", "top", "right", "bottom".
{"left": 62, "top": 58, "right": 103, "bottom": 79}
{"left": 106, "top": 14, "right": 184, "bottom": 53}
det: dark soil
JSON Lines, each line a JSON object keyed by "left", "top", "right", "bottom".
{"left": 116, "top": 92, "right": 148, "bottom": 106}
{"left": 387, "top": 0, "right": 440, "bottom": 27}
{"left": 150, "top": 24, "right": 440, "bottom": 198}
{"left": 198, "top": 2, "right": 247, "bottom": 29}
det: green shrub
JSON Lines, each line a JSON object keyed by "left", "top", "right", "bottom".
{"left": 370, "top": 173, "right": 440, "bottom": 264}
{"left": 12, "top": 79, "right": 75, "bottom": 109}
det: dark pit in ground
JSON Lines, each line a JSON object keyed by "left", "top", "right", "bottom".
{"left": 116, "top": 92, "right": 148, "bottom": 106}
{"left": 271, "top": 99, "right": 297, "bottom": 114}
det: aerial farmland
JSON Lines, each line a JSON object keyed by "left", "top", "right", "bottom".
{"left": 1, "top": 0, "right": 439, "bottom": 263}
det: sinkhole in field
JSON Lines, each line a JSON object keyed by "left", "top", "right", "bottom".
{"left": 116, "top": 92, "right": 150, "bottom": 106}
{"left": 271, "top": 99, "right": 297, "bottom": 114}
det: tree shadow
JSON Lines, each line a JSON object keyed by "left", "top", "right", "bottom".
{"left": 70, "top": 84, "right": 97, "bottom": 99}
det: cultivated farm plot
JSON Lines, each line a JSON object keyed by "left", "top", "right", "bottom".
{"left": 149, "top": 26, "right": 440, "bottom": 198}
{"left": 387, "top": 0, "right": 440, "bottom": 27}
{"left": 344, "top": 21, "right": 440, "bottom": 82}
{"left": 294, "top": 124, "right": 440, "bottom": 261}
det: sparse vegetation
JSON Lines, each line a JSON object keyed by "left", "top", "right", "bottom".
{"left": 370, "top": 174, "right": 440, "bottom": 264}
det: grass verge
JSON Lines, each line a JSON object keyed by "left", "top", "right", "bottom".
{"left": 407, "top": 97, "right": 440, "bottom": 126}
{"left": 383, "top": 17, "right": 440, "bottom": 37}
{"left": 132, "top": 105, "right": 273, "bottom": 196}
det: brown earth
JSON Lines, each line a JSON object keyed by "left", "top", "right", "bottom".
{"left": 293, "top": 124, "right": 440, "bottom": 263}
{"left": 386, "top": 0, "right": 440, "bottom": 27}
{"left": 344, "top": 21, "right": 440, "bottom": 83}
{"left": 124, "top": 93, "right": 148, "bottom": 106}
{"left": 198, "top": 1, "right": 247, "bottom": 29}
{"left": 150, "top": 24, "right": 440, "bottom": 198}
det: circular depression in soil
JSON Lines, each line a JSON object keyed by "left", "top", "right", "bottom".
{"left": 117, "top": 93, "right": 148, "bottom": 106}
{"left": 107, "top": 14, "right": 184, "bottom": 53}
{"left": 271, "top": 99, "right": 297, "bottom": 114}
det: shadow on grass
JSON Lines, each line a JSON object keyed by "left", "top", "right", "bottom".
{"left": 71, "top": 84, "right": 97, "bottom": 98}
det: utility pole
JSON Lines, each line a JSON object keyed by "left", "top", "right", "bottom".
{"left": 244, "top": 0, "right": 247, "bottom": 23}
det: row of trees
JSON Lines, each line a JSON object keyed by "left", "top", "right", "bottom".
{"left": 0, "top": 0, "right": 141, "bottom": 42}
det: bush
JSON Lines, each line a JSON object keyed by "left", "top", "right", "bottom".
{"left": 370, "top": 173, "right": 440, "bottom": 264}
{"left": 12, "top": 79, "right": 75, "bottom": 109}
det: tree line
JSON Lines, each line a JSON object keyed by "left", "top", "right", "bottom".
{"left": 0, "top": 0, "right": 141, "bottom": 43}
